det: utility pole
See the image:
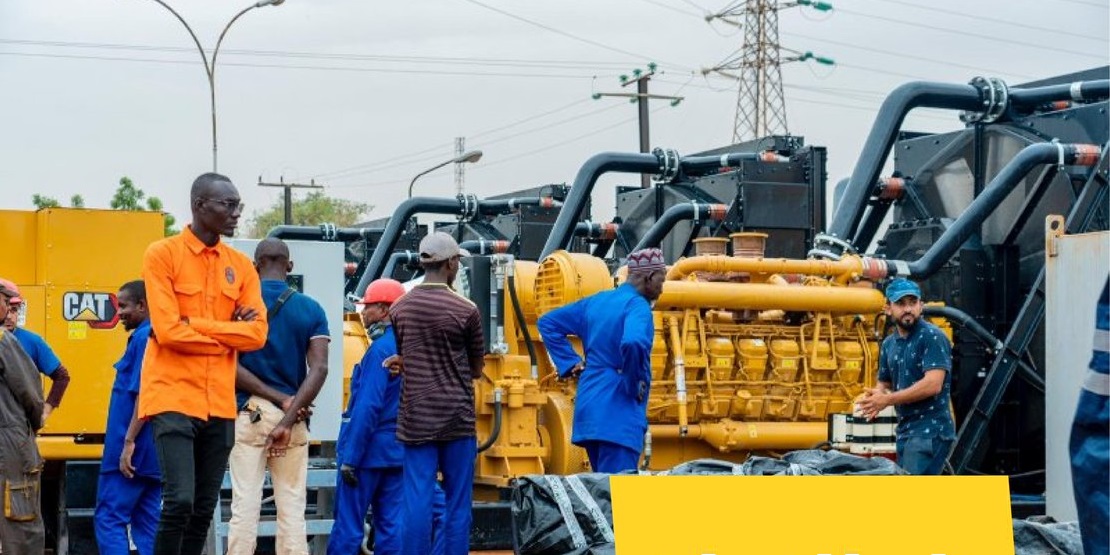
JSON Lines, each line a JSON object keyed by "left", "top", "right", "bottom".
{"left": 257, "top": 176, "right": 325, "bottom": 225}
{"left": 454, "top": 137, "right": 466, "bottom": 196}
{"left": 593, "top": 63, "right": 684, "bottom": 188}
{"left": 703, "top": 0, "right": 834, "bottom": 143}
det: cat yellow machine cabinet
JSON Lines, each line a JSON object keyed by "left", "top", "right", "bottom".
{"left": 0, "top": 208, "right": 165, "bottom": 460}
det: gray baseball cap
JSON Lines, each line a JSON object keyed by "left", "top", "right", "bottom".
{"left": 419, "top": 232, "right": 468, "bottom": 263}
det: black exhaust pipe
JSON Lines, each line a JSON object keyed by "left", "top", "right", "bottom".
{"left": 631, "top": 202, "right": 728, "bottom": 252}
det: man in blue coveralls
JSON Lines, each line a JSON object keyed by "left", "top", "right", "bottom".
{"left": 1071, "top": 277, "right": 1108, "bottom": 555}
{"left": 329, "top": 278, "right": 407, "bottom": 555}
{"left": 330, "top": 278, "right": 446, "bottom": 555}
{"left": 96, "top": 280, "right": 161, "bottom": 555}
{"left": 537, "top": 247, "right": 665, "bottom": 473}
{"left": 0, "top": 277, "right": 71, "bottom": 427}
{"left": 859, "top": 278, "right": 954, "bottom": 475}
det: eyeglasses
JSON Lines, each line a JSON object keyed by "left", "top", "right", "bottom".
{"left": 202, "top": 197, "right": 245, "bottom": 211}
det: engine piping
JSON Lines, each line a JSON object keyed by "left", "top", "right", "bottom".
{"left": 540, "top": 149, "right": 789, "bottom": 259}
{"left": 631, "top": 202, "right": 729, "bottom": 252}
{"left": 819, "top": 77, "right": 1109, "bottom": 259}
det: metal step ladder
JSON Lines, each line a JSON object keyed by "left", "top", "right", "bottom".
{"left": 207, "top": 460, "right": 338, "bottom": 555}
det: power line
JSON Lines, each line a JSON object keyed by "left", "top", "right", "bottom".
{"left": 868, "top": 0, "right": 1105, "bottom": 42}
{"left": 0, "top": 50, "right": 608, "bottom": 79}
{"left": 634, "top": 0, "right": 704, "bottom": 17}
{"left": 469, "top": 98, "right": 590, "bottom": 139}
{"left": 0, "top": 38, "right": 639, "bottom": 71}
{"left": 456, "top": 0, "right": 696, "bottom": 72}
{"left": 1052, "top": 0, "right": 1109, "bottom": 9}
{"left": 473, "top": 103, "right": 626, "bottom": 148}
{"left": 323, "top": 102, "right": 628, "bottom": 182}
{"left": 779, "top": 31, "right": 1039, "bottom": 80}
{"left": 312, "top": 143, "right": 455, "bottom": 181}
{"left": 834, "top": 6, "right": 1106, "bottom": 60}
{"left": 315, "top": 99, "right": 593, "bottom": 180}
{"left": 675, "top": 0, "right": 711, "bottom": 13}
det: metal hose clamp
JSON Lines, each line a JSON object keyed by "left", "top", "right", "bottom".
{"left": 458, "top": 193, "right": 480, "bottom": 221}
{"left": 320, "top": 222, "right": 338, "bottom": 241}
{"left": 653, "top": 147, "right": 681, "bottom": 183}
{"left": 961, "top": 76, "right": 1009, "bottom": 124}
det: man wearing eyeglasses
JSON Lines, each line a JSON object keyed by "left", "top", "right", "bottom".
{"left": 139, "top": 172, "right": 268, "bottom": 555}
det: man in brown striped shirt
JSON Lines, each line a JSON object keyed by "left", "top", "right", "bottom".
{"left": 386, "top": 232, "right": 484, "bottom": 555}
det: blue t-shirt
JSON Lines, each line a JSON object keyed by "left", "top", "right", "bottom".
{"left": 878, "top": 319, "right": 954, "bottom": 440}
{"left": 100, "top": 319, "right": 160, "bottom": 478}
{"left": 12, "top": 327, "right": 61, "bottom": 376}
{"left": 237, "top": 280, "right": 330, "bottom": 408}
{"left": 337, "top": 326, "right": 402, "bottom": 469}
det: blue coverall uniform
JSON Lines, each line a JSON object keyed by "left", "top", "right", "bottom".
{"left": 328, "top": 326, "right": 445, "bottom": 555}
{"left": 537, "top": 283, "right": 655, "bottom": 473}
{"left": 1071, "top": 278, "right": 1109, "bottom": 555}
{"left": 95, "top": 319, "right": 161, "bottom": 555}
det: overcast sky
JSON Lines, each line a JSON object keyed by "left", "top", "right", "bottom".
{"left": 2, "top": 0, "right": 1107, "bottom": 231}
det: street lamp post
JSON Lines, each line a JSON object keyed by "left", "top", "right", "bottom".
{"left": 407, "top": 150, "right": 484, "bottom": 198}
{"left": 144, "top": 0, "right": 284, "bottom": 171}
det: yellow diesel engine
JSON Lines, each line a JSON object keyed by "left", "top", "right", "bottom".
{"left": 348, "top": 234, "right": 938, "bottom": 492}
{"left": 523, "top": 233, "right": 891, "bottom": 472}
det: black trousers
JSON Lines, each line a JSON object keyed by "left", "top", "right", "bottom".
{"left": 151, "top": 412, "right": 234, "bottom": 555}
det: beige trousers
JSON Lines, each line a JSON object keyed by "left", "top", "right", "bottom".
{"left": 225, "top": 396, "right": 310, "bottom": 555}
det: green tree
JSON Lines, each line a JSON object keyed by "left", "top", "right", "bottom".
{"left": 111, "top": 176, "right": 178, "bottom": 236}
{"left": 29, "top": 178, "right": 177, "bottom": 236}
{"left": 32, "top": 194, "right": 60, "bottom": 209}
{"left": 246, "top": 190, "right": 371, "bottom": 238}
{"left": 31, "top": 194, "right": 83, "bottom": 209}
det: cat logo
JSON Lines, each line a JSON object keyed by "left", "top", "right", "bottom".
{"left": 62, "top": 292, "right": 120, "bottom": 329}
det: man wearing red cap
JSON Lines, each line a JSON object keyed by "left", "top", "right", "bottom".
{"left": 538, "top": 247, "right": 665, "bottom": 473}
{"left": 330, "top": 278, "right": 448, "bottom": 555}
{"left": 0, "top": 278, "right": 70, "bottom": 427}
{"left": 0, "top": 281, "right": 45, "bottom": 554}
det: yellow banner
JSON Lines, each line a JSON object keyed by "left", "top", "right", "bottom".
{"left": 610, "top": 475, "right": 1012, "bottom": 555}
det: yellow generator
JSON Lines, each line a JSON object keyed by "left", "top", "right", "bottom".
{"left": 1, "top": 207, "right": 164, "bottom": 459}
{"left": 2, "top": 207, "right": 167, "bottom": 553}
{"left": 455, "top": 232, "right": 913, "bottom": 490}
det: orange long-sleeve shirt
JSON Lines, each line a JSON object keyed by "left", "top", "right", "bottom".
{"left": 139, "top": 226, "right": 268, "bottom": 420}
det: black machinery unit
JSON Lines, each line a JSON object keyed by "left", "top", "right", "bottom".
{"left": 871, "top": 66, "right": 1110, "bottom": 490}
{"left": 611, "top": 135, "right": 827, "bottom": 262}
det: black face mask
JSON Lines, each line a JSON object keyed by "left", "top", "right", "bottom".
{"left": 367, "top": 322, "right": 388, "bottom": 340}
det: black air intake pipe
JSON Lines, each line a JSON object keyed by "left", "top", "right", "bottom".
{"left": 540, "top": 149, "right": 788, "bottom": 259}
{"left": 824, "top": 77, "right": 1109, "bottom": 256}
{"left": 356, "top": 195, "right": 543, "bottom": 294}
{"left": 922, "top": 305, "right": 1043, "bottom": 392}
{"left": 881, "top": 142, "right": 1101, "bottom": 279}
{"left": 459, "top": 240, "right": 510, "bottom": 255}
{"left": 382, "top": 251, "right": 420, "bottom": 280}
{"left": 266, "top": 224, "right": 384, "bottom": 242}
{"left": 631, "top": 202, "right": 728, "bottom": 252}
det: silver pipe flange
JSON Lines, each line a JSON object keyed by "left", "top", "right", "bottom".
{"left": 653, "top": 147, "right": 681, "bottom": 183}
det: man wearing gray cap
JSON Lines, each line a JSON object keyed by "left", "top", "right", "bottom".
{"left": 859, "top": 277, "right": 954, "bottom": 475}
{"left": 385, "top": 232, "right": 484, "bottom": 555}
{"left": 0, "top": 282, "right": 45, "bottom": 554}
{"left": 537, "top": 247, "right": 665, "bottom": 473}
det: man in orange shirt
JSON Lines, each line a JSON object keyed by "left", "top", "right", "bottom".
{"left": 139, "top": 172, "right": 268, "bottom": 555}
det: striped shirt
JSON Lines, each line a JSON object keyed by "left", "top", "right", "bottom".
{"left": 390, "top": 283, "right": 485, "bottom": 443}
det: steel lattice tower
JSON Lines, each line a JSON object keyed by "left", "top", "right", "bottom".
{"left": 704, "top": 0, "right": 832, "bottom": 143}
{"left": 733, "top": 0, "right": 788, "bottom": 142}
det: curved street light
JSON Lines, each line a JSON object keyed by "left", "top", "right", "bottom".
{"left": 144, "top": 0, "right": 285, "bottom": 171}
{"left": 407, "top": 150, "right": 484, "bottom": 198}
